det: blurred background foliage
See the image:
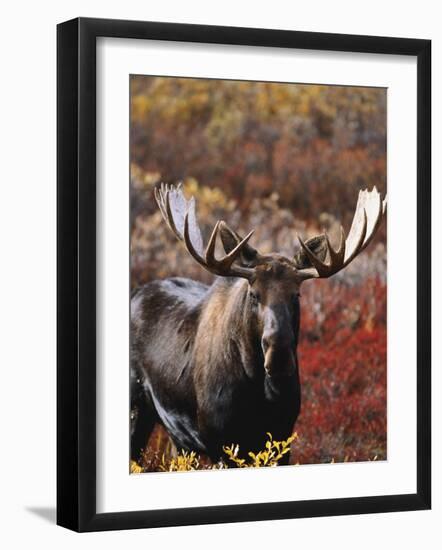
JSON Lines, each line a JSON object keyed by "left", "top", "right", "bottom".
{"left": 131, "top": 78, "right": 386, "bottom": 226}
{"left": 130, "top": 76, "right": 387, "bottom": 469}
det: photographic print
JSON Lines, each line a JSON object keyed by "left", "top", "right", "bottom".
{"left": 129, "top": 76, "right": 387, "bottom": 474}
{"left": 57, "top": 18, "right": 431, "bottom": 531}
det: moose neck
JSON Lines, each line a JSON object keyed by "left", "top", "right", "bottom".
{"left": 193, "top": 277, "right": 263, "bottom": 379}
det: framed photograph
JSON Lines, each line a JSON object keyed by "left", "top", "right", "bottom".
{"left": 57, "top": 17, "right": 431, "bottom": 532}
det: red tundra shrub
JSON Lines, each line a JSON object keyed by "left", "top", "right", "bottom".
{"left": 294, "top": 277, "right": 387, "bottom": 464}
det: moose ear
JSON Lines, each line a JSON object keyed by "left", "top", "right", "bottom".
{"left": 293, "top": 234, "right": 328, "bottom": 269}
{"left": 219, "top": 221, "right": 259, "bottom": 265}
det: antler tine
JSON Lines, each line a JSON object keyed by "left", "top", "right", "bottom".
{"left": 183, "top": 211, "right": 255, "bottom": 279}
{"left": 329, "top": 225, "right": 346, "bottom": 265}
{"left": 358, "top": 186, "right": 384, "bottom": 254}
{"left": 220, "top": 230, "right": 255, "bottom": 268}
{"left": 165, "top": 187, "right": 185, "bottom": 242}
{"left": 297, "top": 234, "right": 330, "bottom": 276}
{"left": 154, "top": 186, "right": 168, "bottom": 227}
{"left": 183, "top": 211, "right": 209, "bottom": 269}
{"left": 321, "top": 225, "right": 347, "bottom": 273}
{"left": 209, "top": 229, "right": 255, "bottom": 277}
{"left": 298, "top": 227, "right": 346, "bottom": 278}
{"left": 205, "top": 221, "right": 221, "bottom": 265}
{"left": 343, "top": 208, "right": 368, "bottom": 266}
{"left": 157, "top": 183, "right": 255, "bottom": 280}
{"left": 154, "top": 184, "right": 181, "bottom": 241}
{"left": 297, "top": 187, "right": 385, "bottom": 280}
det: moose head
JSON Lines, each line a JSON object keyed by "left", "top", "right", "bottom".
{"left": 155, "top": 184, "right": 386, "bottom": 380}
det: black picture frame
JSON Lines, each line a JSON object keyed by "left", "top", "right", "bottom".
{"left": 57, "top": 17, "right": 431, "bottom": 532}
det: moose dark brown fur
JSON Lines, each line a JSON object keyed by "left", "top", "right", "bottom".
{"left": 130, "top": 184, "right": 386, "bottom": 464}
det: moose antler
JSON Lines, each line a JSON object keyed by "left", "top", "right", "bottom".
{"left": 296, "top": 187, "right": 387, "bottom": 280}
{"left": 154, "top": 183, "right": 255, "bottom": 279}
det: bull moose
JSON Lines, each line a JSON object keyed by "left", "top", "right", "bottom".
{"left": 130, "top": 184, "right": 386, "bottom": 465}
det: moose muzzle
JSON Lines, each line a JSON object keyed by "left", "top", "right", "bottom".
{"left": 261, "top": 304, "right": 297, "bottom": 378}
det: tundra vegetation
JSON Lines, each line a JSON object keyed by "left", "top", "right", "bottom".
{"left": 130, "top": 77, "right": 387, "bottom": 472}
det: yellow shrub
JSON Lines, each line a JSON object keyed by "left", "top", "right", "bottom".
{"left": 131, "top": 433, "right": 298, "bottom": 473}
{"left": 159, "top": 450, "right": 201, "bottom": 472}
{"left": 130, "top": 460, "right": 143, "bottom": 474}
{"left": 223, "top": 432, "right": 297, "bottom": 468}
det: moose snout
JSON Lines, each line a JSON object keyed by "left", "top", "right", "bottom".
{"left": 261, "top": 305, "right": 297, "bottom": 377}
{"left": 262, "top": 305, "right": 295, "bottom": 351}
